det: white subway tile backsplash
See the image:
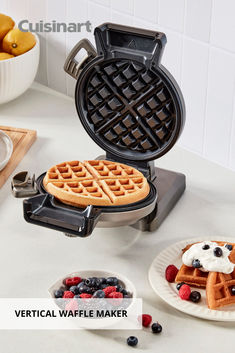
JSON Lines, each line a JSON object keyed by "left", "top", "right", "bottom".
{"left": 134, "top": 0, "right": 158, "bottom": 24}
{"left": 159, "top": 0, "right": 185, "bottom": 33}
{"left": 180, "top": 39, "right": 209, "bottom": 153}
{"left": 111, "top": 10, "right": 133, "bottom": 26}
{"left": 185, "top": 0, "right": 212, "bottom": 42}
{"left": 66, "top": 0, "right": 89, "bottom": 96}
{"left": 28, "top": 0, "right": 48, "bottom": 86}
{"left": 211, "top": 0, "right": 235, "bottom": 53}
{"left": 160, "top": 28, "right": 183, "bottom": 85}
{"left": 46, "top": 0, "right": 67, "bottom": 94}
{"left": 229, "top": 100, "right": 235, "bottom": 170}
{"left": 0, "top": 0, "right": 9, "bottom": 14}
{"left": 204, "top": 48, "right": 235, "bottom": 167}
{"left": 111, "top": 0, "right": 133, "bottom": 16}
{"left": 88, "top": 1, "right": 111, "bottom": 28}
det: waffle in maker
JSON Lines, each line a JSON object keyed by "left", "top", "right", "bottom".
{"left": 19, "top": 23, "right": 186, "bottom": 237}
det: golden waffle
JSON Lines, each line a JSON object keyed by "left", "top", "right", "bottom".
{"left": 175, "top": 265, "right": 208, "bottom": 288}
{"left": 176, "top": 241, "right": 235, "bottom": 288}
{"left": 206, "top": 269, "right": 235, "bottom": 309}
{"left": 84, "top": 160, "right": 143, "bottom": 179}
{"left": 43, "top": 160, "right": 149, "bottom": 207}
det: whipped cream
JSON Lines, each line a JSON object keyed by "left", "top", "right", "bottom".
{"left": 182, "top": 241, "right": 234, "bottom": 274}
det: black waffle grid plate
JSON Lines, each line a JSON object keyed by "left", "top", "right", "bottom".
{"left": 75, "top": 58, "right": 184, "bottom": 162}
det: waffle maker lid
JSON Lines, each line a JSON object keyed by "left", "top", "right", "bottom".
{"left": 65, "top": 23, "right": 185, "bottom": 163}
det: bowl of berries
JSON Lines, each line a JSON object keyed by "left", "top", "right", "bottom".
{"left": 48, "top": 270, "right": 136, "bottom": 329}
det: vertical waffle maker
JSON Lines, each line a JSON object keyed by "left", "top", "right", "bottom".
{"left": 19, "top": 23, "right": 186, "bottom": 237}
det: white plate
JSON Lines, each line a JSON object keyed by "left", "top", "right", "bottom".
{"left": 0, "top": 130, "right": 13, "bottom": 171}
{"left": 149, "top": 237, "right": 235, "bottom": 321}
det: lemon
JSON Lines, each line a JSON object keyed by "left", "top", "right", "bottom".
{"left": 0, "top": 13, "right": 15, "bottom": 41}
{"left": 0, "top": 52, "right": 14, "bottom": 60}
{"left": 2, "top": 28, "right": 36, "bottom": 56}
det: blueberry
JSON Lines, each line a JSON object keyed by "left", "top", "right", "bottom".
{"left": 98, "top": 277, "right": 106, "bottom": 285}
{"left": 176, "top": 282, "right": 185, "bottom": 291}
{"left": 192, "top": 259, "right": 202, "bottom": 268}
{"left": 214, "top": 247, "right": 223, "bottom": 257}
{"left": 100, "top": 283, "right": 108, "bottom": 290}
{"left": 54, "top": 289, "right": 64, "bottom": 298}
{"left": 151, "top": 322, "right": 162, "bottom": 333}
{"left": 231, "top": 286, "right": 235, "bottom": 295}
{"left": 202, "top": 244, "right": 210, "bottom": 250}
{"left": 121, "top": 288, "right": 128, "bottom": 296}
{"left": 77, "top": 281, "right": 84, "bottom": 290}
{"left": 116, "top": 284, "right": 123, "bottom": 292}
{"left": 74, "top": 295, "right": 80, "bottom": 298}
{"left": 78, "top": 284, "right": 91, "bottom": 294}
{"left": 190, "top": 291, "right": 201, "bottom": 303}
{"left": 85, "top": 277, "right": 99, "bottom": 288}
{"left": 127, "top": 336, "right": 138, "bottom": 347}
{"left": 93, "top": 290, "right": 105, "bottom": 298}
{"left": 69, "top": 286, "right": 80, "bottom": 295}
{"left": 226, "top": 244, "right": 233, "bottom": 251}
{"left": 106, "top": 277, "right": 119, "bottom": 286}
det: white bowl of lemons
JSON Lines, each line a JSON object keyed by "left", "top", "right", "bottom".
{"left": 0, "top": 13, "right": 40, "bottom": 105}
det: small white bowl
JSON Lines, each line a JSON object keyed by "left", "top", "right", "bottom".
{"left": 0, "top": 130, "right": 13, "bottom": 171}
{"left": 48, "top": 269, "right": 137, "bottom": 329}
{"left": 0, "top": 34, "right": 39, "bottom": 104}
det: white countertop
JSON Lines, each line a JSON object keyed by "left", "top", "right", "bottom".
{"left": 0, "top": 83, "right": 235, "bottom": 352}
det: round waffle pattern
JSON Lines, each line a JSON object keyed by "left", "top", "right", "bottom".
{"left": 77, "top": 59, "right": 183, "bottom": 161}
{"left": 43, "top": 160, "right": 149, "bottom": 207}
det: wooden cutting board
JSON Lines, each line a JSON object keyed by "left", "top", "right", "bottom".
{"left": 0, "top": 126, "right": 37, "bottom": 188}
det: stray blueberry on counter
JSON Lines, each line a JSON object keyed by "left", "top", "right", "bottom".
{"left": 176, "top": 282, "right": 185, "bottom": 291}
{"left": 226, "top": 244, "right": 233, "bottom": 251}
{"left": 127, "top": 336, "right": 138, "bottom": 347}
{"left": 202, "top": 244, "right": 210, "bottom": 250}
{"left": 230, "top": 286, "right": 235, "bottom": 295}
{"left": 151, "top": 322, "right": 162, "bottom": 333}
{"left": 93, "top": 290, "right": 105, "bottom": 298}
{"left": 192, "top": 259, "right": 202, "bottom": 268}
{"left": 54, "top": 289, "right": 64, "bottom": 298}
{"left": 214, "top": 247, "right": 223, "bottom": 257}
{"left": 190, "top": 291, "right": 201, "bottom": 303}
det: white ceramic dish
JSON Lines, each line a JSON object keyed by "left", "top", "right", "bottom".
{"left": 0, "top": 130, "right": 13, "bottom": 171}
{"left": 0, "top": 34, "right": 39, "bottom": 104}
{"left": 149, "top": 237, "right": 235, "bottom": 321}
{"left": 49, "top": 269, "right": 137, "bottom": 329}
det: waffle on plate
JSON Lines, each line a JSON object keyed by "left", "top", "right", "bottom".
{"left": 43, "top": 160, "right": 149, "bottom": 207}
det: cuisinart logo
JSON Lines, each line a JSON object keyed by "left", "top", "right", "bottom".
{"left": 18, "top": 20, "right": 92, "bottom": 33}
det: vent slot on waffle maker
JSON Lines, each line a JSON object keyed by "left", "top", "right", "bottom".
{"left": 21, "top": 23, "right": 186, "bottom": 237}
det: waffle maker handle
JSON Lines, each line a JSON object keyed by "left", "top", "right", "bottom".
{"left": 94, "top": 23, "right": 167, "bottom": 68}
{"left": 23, "top": 194, "right": 101, "bottom": 237}
{"left": 64, "top": 39, "right": 97, "bottom": 79}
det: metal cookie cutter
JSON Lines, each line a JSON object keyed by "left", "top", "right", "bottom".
{"left": 11, "top": 171, "right": 38, "bottom": 198}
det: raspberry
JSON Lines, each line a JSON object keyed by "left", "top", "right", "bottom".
{"left": 108, "top": 292, "right": 123, "bottom": 306}
{"left": 139, "top": 314, "right": 152, "bottom": 327}
{"left": 79, "top": 293, "right": 92, "bottom": 299}
{"left": 103, "top": 286, "right": 116, "bottom": 297}
{"left": 63, "top": 291, "right": 74, "bottom": 299}
{"left": 108, "top": 292, "right": 123, "bottom": 299}
{"left": 65, "top": 299, "right": 78, "bottom": 312}
{"left": 179, "top": 284, "right": 191, "bottom": 300}
{"left": 65, "top": 277, "right": 82, "bottom": 287}
{"left": 165, "top": 265, "right": 179, "bottom": 282}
